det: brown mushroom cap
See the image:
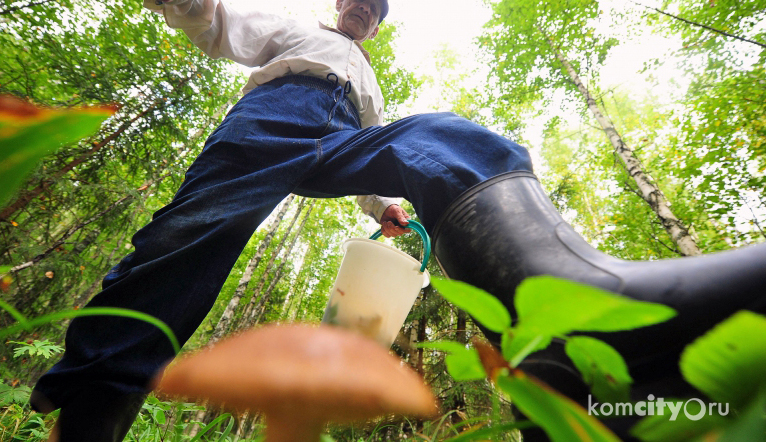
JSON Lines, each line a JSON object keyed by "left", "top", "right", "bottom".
{"left": 154, "top": 324, "right": 438, "bottom": 425}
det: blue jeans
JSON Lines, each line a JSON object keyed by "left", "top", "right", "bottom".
{"left": 33, "top": 75, "right": 532, "bottom": 407}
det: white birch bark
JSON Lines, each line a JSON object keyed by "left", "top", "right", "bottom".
{"left": 546, "top": 36, "right": 701, "bottom": 256}
{"left": 250, "top": 201, "right": 315, "bottom": 325}
{"left": 279, "top": 244, "right": 308, "bottom": 320}
{"left": 238, "top": 198, "right": 307, "bottom": 324}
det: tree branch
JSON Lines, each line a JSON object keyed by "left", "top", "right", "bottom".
{"left": 630, "top": 0, "right": 766, "bottom": 49}
{"left": 0, "top": 0, "right": 54, "bottom": 15}
{"left": 8, "top": 175, "right": 169, "bottom": 272}
{"left": 9, "top": 196, "right": 131, "bottom": 272}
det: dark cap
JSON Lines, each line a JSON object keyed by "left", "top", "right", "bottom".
{"left": 378, "top": 0, "right": 389, "bottom": 24}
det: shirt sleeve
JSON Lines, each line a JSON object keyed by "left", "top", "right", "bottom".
{"left": 144, "top": 0, "right": 292, "bottom": 67}
{"left": 356, "top": 195, "right": 403, "bottom": 223}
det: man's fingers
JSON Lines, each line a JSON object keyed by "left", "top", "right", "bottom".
{"left": 381, "top": 222, "right": 412, "bottom": 238}
{"left": 379, "top": 205, "right": 414, "bottom": 237}
{"left": 396, "top": 209, "right": 410, "bottom": 226}
{"left": 381, "top": 221, "right": 406, "bottom": 238}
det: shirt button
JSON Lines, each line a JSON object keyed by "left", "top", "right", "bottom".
{"left": 350, "top": 60, "right": 356, "bottom": 66}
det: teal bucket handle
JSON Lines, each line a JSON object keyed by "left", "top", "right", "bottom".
{"left": 370, "top": 220, "right": 430, "bottom": 273}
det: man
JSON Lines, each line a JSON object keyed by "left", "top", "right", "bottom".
{"left": 30, "top": 0, "right": 766, "bottom": 440}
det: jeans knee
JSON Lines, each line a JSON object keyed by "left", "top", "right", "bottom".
{"left": 420, "top": 113, "right": 528, "bottom": 152}
{"left": 418, "top": 113, "right": 503, "bottom": 143}
{"left": 415, "top": 112, "right": 471, "bottom": 135}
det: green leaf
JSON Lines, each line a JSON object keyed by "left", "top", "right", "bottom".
{"left": 190, "top": 413, "right": 233, "bottom": 442}
{"left": 495, "top": 369, "right": 620, "bottom": 442}
{"left": 418, "top": 340, "right": 487, "bottom": 381}
{"left": 431, "top": 278, "right": 511, "bottom": 333}
{"left": 0, "top": 266, "right": 10, "bottom": 275}
{"left": 12, "top": 346, "right": 29, "bottom": 358}
{"left": 11, "top": 339, "right": 65, "bottom": 359}
{"left": 0, "top": 384, "right": 32, "bottom": 406}
{"left": 565, "top": 336, "right": 632, "bottom": 403}
{"left": 630, "top": 399, "right": 729, "bottom": 442}
{"left": 153, "top": 408, "right": 166, "bottom": 425}
{"left": 501, "top": 328, "right": 552, "bottom": 367}
{"left": 0, "top": 299, "right": 28, "bottom": 326}
{"left": 515, "top": 276, "right": 676, "bottom": 335}
{"left": 0, "top": 97, "right": 114, "bottom": 207}
{"left": 713, "top": 387, "right": 766, "bottom": 442}
{"left": 680, "top": 311, "right": 766, "bottom": 408}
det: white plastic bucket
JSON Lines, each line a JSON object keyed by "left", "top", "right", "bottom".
{"left": 322, "top": 228, "right": 430, "bottom": 348}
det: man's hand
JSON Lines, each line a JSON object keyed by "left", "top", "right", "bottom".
{"left": 379, "top": 204, "right": 412, "bottom": 238}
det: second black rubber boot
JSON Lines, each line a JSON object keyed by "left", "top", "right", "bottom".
{"left": 431, "top": 171, "right": 766, "bottom": 426}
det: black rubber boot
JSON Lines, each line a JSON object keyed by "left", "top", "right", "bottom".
{"left": 431, "top": 171, "right": 766, "bottom": 438}
{"left": 30, "top": 386, "right": 146, "bottom": 442}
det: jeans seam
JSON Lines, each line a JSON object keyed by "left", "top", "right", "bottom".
{"left": 343, "top": 100, "right": 361, "bottom": 128}
{"left": 320, "top": 119, "right": 334, "bottom": 137}
{"left": 316, "top": 138, "right": 324, "bottom": 163}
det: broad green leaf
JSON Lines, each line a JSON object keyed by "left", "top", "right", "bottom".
{"left": 431, "top": 278, "right": 511, "bottom": 333}
{"left": 680, "top": 311, "right": 766, "bottom": 408}
{"left": 153, "top": 408, "right": 166, "bottom": 425}
{"left": 419, "top": 340, "right": 487, "bottom": 381}
{"left": 501, "top": 328, "right": 552, "bottom": 367}
{"left": 515, "top": 276, "right": 676, "bottom": 335}
{"left": 630, "top": 399, "right": 729, "bottom": 442}
{"left": 565, "top": 336, "right": 632, "bottom": 403}
{"left": 495, "top": 369, "right": 620, "bottom": 442}
{"left": 711, "top": 387, "right": 766, "bottom": 442}
{"left": 0, "top": 96, "right": 114, "bottom": 207}
{"left": 0, "top": 384, "right": 32, "bottom": 406}
{"left": 0, "top": 266, "right": 10, "bottom": 275}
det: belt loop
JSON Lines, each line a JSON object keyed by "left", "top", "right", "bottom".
{"left": 326, "top": 73, "right": 339, "bottom": 89}
{"left": 326, "top": 73, "right": 352, "bottom": 121}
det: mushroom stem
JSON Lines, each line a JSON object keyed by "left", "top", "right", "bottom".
{"left": 265, "top": 413, "right": 324, "bottom": 442}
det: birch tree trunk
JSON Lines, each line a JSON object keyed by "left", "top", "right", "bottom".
{"left": 236, "top": 198, "right": 307, "bottom": 328}
{"left": 207, "top": 194, "right": 295, "bottom": 344}
{"left": 406, "top": 318, "right": 420, "bottom": 367}
{"left": 279, "top": 244, "right": 309, "bottom": 320}
{"left": 546, "top": 35, "right": 701, "bottom": 256}
{"left": 250, "top": 201, "right": 315, "bottom": 325}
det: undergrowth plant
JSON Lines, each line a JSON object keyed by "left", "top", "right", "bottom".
{"left": 426, "top": 276, "right": 766, "bottom": 441}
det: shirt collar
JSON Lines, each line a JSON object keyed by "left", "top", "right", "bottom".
{"left": 318, "top": 22, "right": 372, "bottom": 65}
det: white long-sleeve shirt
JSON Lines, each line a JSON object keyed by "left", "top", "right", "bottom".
{"left": 145, "top": 0, "right": 402, "bottom": 221}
